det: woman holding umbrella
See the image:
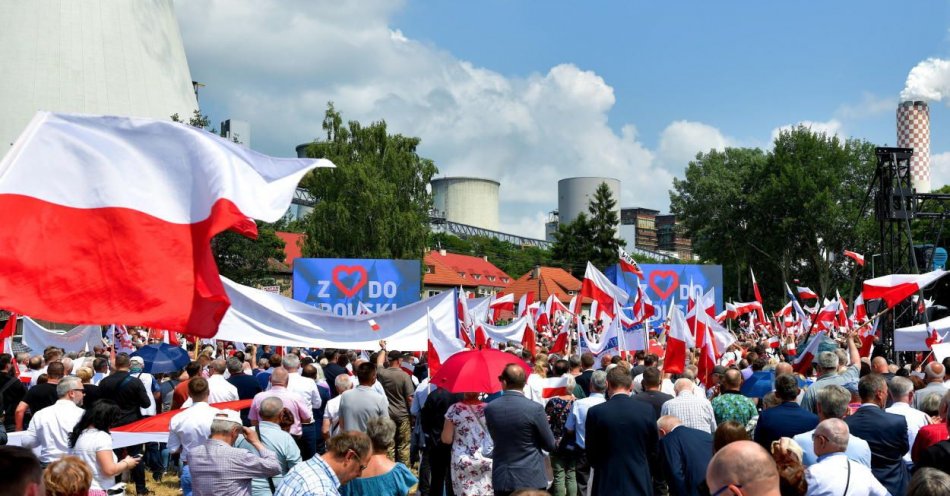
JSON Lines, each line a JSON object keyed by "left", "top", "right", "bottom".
{"left": 441, "top": 391, "right": 492, "bottom": 495}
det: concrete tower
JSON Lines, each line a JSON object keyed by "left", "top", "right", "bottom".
{"left": 897, "top": 101, "right": 931, "bottom": 193}
{"left": 0, "top": 0, "right": 199, "bottom": 154}
{"left": 431, "top": 177, "right": 501, "bottom": 232}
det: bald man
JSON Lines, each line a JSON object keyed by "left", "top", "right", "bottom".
{"left": 661, "top": 378, "right": 717, "bottom": 433}
{"left": 657, "top": 415, "right": 712, "bottom": 496}
{"left": 706, "top": 440, "right": 780, "bottom": 496}
{"left": 805, "top": 419, "right": 888, "bottom": 496}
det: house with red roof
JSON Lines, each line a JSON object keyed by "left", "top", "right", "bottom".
{"left": 423, "top": 249, "right": 512, "bottom": 298}
{"left": 505, "top": 266, "right": 583, "bottom": 304}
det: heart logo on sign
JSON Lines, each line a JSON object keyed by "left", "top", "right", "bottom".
{"left": 332, "top": 265, "right": 368, "bottom": 298}
{"left": 649, "top": 270, "right": 679, "bottom": 300}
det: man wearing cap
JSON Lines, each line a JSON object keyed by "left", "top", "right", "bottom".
{"left": 800, "top": 335, "right": 860, "bottom": 414}
{"left": 188, "top": 409, "right": 281, "bottom": 496}
{"left": 375, "top": 347, "right": 414, "bottom": 464}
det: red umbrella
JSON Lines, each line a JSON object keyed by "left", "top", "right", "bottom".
{"left": 429, "top": 348, "right": 532, "bottom": 394}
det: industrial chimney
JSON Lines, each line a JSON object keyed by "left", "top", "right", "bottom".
{"left": 897, "top": 101, "right": 931, "bottom": 193}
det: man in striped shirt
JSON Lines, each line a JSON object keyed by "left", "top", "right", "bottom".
{"left": 275, "top": 432, "right": 372, "bottom": 496}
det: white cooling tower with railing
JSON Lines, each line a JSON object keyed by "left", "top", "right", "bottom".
{"left": 0, "top": 0, "right": 199, "bottom": 154}
{"left": 897, "top": 101, "right": 931, "bottom": 193}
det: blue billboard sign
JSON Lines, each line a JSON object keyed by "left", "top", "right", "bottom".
{"left": 293, "top": 259, "right": 421, "bottom": 316}
{"left": 606, "top": 263, "right": 724, "bottom": 319}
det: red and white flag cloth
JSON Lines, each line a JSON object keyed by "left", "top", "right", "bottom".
{"left": 0, "top": 314, "right": 23, "bottom": 380}
{"left": 541, "top": 376, "right": 571, "bottom": 398}
{"left": 664, "top": 304, "right": 693, "bottom": 375}
{"left": 517, "top": 292, "right": 535, "bottom": 318}
{"left": 0, "top": 112, "right": 331, "bottom": 337}
{"left": 751, "top": 269, "right": 763, "bottom": 305}
{"left": 580, "top": 262, "right": 629, "bottom": 319}
{"left": 851, "top": 294, "right": 867, "bottom": 323}
{"left": 21, "top": 317, "right": 102, "bottom": 353}
{"left": 793, "top": 331, "right": 827, "bottom": 373}
{"left": 546, "top": 294, "right": 571, "bottom": 319}
{"left": 843, "top": 250, "right": 865, "bottom": 266}
{"left": 797, "top": 287, "right": 819, "bottom": 300}
{"left": 894, "top": 316, "right": 950, "bottom": 351}
{"left": 488, "top": 293, "right": 514, "bottom": 323}
{"left": 367, "top": 319, "right": 381, "bottom": 332}
{"left": 863, "top": 270, "right": 949, "bottom": 308}
{"left": 725, "top": 301, "right": 764, "bottom": 321}
{"left": 619, "top": 247, "right": 644, "bottom": 277}
{"left": 768, "top": 335, "right": 781, "bottom": 349}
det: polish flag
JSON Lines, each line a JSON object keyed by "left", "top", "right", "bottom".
{"left": 567, "top": 295, "right": 578, "bottom": 316}
{"left": 0, "top": 112, "right": 330, "bottom": 337}
{"left": 695, "top": 322, "right": 718, "bottom": 387}
{"left": 619, "top": 247, "right": 644, "bottom": 277}
{"left": 751, "top": 269, "right": 763, "bottom": 304}
{"left": 664, "top": 304, "right": 693, "bottom": 374}
{"left": 768, "top": 335, "right": 781, "bottom": 349}
{"left": 541, "top": 376, "right": 571, "bottom": 398}
{"left": 863, "top": 270, "right": 949, "bottom": 308}
{"left": 633, "top": 286, "right": 656, "bottom": 322}
{"left": 725, "top": 301, "right": 764, "bottom": 320}
{"left": 368, "top": 319, "right": 381, "bottom": 332}
{"left": 0, "top": 314, "right": 22, "bottom": 379}
{"left": 793, "top": 331, "right": 827, "bottom": 374}
{"left": 546, "top": 294, "right": 571, "bottom": 319}
{"left": 517, "top": 292, "right": 535, "bottom": 318}
{"left": 549, "top": 328, "right": 569, "bottom": 355}
{"left": 926, "top": 326, "right": 944, "bottom": 349}
{"left": 797, "top": 287, "right": 819, "bottom": 300}
{"left": 580, "top": 262, "right": 629, "bottom": 319}
{"left": 489, "top": 293, "right": 515, "bottom": 322}
{"left": 776, "top": 301, "right": 793, "bottom": 317}
{"left": 427, "top": 308, "right": 466, "bottom": 376}
{"left": 851, "top": 294, "right": 867, "bottom": 323}
{"left": 843, "top": 250, "right": 865, "bottom": 266}
{"left": 785, "top": 283, "right": 812, "bottom": 332}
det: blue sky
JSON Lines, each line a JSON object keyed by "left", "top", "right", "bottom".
{"left": 178, "top": 0, "right": 950, "bottom": 238}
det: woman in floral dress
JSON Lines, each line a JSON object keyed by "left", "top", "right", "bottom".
{"left": 442, "top": 392, "right": 493, "bottom": 495}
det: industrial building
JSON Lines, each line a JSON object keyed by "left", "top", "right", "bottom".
{"left": 557, "top": 177, "right": 622, "bottom": 227}
{"left": 0, "top": 0, "right": 198, "bottom": 153}
{"left": 897, "top": 100, "right": 931, "bottom": 193}
{"left": 431, "top": 176, "right": 501, "bottom": 232}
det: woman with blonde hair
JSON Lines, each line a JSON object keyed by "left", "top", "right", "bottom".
{"left": 43, "top": 455, "right": 92, "bottom": 496}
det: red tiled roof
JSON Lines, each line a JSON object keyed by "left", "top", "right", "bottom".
{"left": 423, "top": 250, "right": 512, "bottom": 288}
{"left": 505, "top": 267, "right": 582, "bottom": 304}
{"left": 276, "top": 231, "right": 305, "bottom": 266}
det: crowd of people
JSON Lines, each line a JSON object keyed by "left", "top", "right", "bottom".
{"left": 2, "top": 326, "right": 950, "bottom": 496}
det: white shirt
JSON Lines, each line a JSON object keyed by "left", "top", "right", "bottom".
{"left": 167, "top": 401, "right": 219, "bottom": 463}
{"left": 805, "top": 452, "right": 888, "bottom": 496}
{"left": 323, "top": 396, "right": 343, "bottom": 437}
{"left": 21, "top": 399, "right": 84, "bottom": 462}
{"left": 349, "top": 375, "right": 386, "bottom": 397}
{"left": 565, "top": 393, "right": 606, "bottom": 449}
{"left": 183, "top": 374, "right": 238, "bottom": 407}
{"left": 71, "top": 428, "right": 116, "bottom": 490}
{"left": 525, "top": 374, "right": 546, "bottom": 406}
{"left": 135, "top": 372, "right": 157, "bottom": 416}
{"left": 885, "top": 401, "right": 932, "bottom": 464}
{"left": 29, "top": 365, "right": 48, "bottom": 387}
{"left": 286, "top": 372, "right": 322, "bottom": 412}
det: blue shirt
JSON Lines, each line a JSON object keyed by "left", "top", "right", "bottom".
{"left": 339, "top": 463, "right": 417, "bottom": 496}
{"left": 274, "top": 454, "right": 341, "bottom": 496}
{"left": 565, "top": 392, "right": 605, "bottom": 449}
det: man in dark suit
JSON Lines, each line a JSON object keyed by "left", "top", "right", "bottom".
{"left": 484, "top": 363, "right": 555, "bottom": 496}
{"left": 633, "top": 366, "right": 674, "bottom": 496}
{"left": 574, "top": 352, "right": 595, "bottom": 396}
{"left": 754, "top": 374, "right": 818, "bottom": 449}
{"left": 585, "top": 366, "right": 657, "bottom": 496}
{"left": 658, "top": 415, "right": 713, "bottom": 496}
{"left": 845, "top": 373, "right": 910, "bottom": 496}
{"left": 226, "top": 357, "right": 262, "bottom": 426}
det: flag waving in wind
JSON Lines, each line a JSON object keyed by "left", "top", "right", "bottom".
{"left": 580, "top": 262, "right": 629, "bottom": 319}
{"left": 619, "top": 247, "right": 644, "bottom": 277}
{"left": 843, "top": 250, "right": 865, "bottom": 266}
{"left": 0, "top": 112, "right": 332, "bottom": 337}
{"left": 863, "top": 270, "right": 949, "bottom": 308}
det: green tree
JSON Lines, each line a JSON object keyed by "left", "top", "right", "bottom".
{"left": 550, "top": 213, "right": 595, "bottom": 277}
{"left": 671, "top": 127, "right": 877, "bottom": 308}
{"left": 299, "top": 103, "right": 437, "bottom": 259}
{"left": 587, "top": 182, "right": 626, "bottom": 270}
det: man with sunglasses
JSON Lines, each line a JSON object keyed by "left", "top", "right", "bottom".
{"left": 274, "top": 431, "right": 372, "bottom": 496}
{"left": 804, "top": 419, "right": 888, "bottom": 496}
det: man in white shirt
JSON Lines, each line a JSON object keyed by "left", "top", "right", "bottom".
{"left": 185, "top": 359, "right": 238, "bottom": 407}
{"left": 885, "top": 376, "right": 932, "bottom": 468}
{"left": 321, "top": 374, "right": 353, "bottom": 441}
{"left": 805, "top": 419, "right": 888, "bottom": 496}
{"left": 168, "top": 377, "right": 219, "bottom": 496}
{"left": 565, "top": 369, "right": 607, "bottom": 496}
{"left": 272, "top": 354, "right": 322, "bottom": 460}
{"left": 21, "top": 376, "right": 85, "bottom": 466}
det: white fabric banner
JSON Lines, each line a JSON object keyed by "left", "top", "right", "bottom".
{"left": 479, "top": 317, "right": 529, "bottom": 345}
{"left": 215, "top": 277, "right": 456, "bottom": 351}
{"left": 894, "top": 316, "right": 950, "bottom": 351}
{"left": 21, "top": 317, "right": 101, "bottom": 352}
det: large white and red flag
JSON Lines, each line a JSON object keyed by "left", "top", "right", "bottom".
{"left": 580, "top": 262, "right": 629, "bottom": 319}
{"left": 488, "top": 293, "right": 514, "bottom": 322}
{"left": 863, "top": 270, "right": 948, "bottom": 308}
{"left": 793, "top": 331, "right": 827, "bottom": 374}
{"left": 843, "top": 250, "right": 865, "bottom": 266}
{"left": 517, "top": 292, "right": 535, "bottom": 318}
{"left": 797, "top": 287, "right": 819, "bottom": 300}
{"left": 0, "top": 112, "right": 331, "bottom": 337}
{"left": 619, "top": 247, "right": 644, "bottom": 277}
{"left": 541, "top": 376, "right": 571, "bottom": 398}
{"left": 664, "top": 304, "right": 693, "bottom": 375}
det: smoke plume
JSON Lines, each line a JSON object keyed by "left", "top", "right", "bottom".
{"left": 902, "top": 58, "right": 950, "bottom": 102}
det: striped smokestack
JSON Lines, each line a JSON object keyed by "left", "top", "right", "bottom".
{"left": 897, "top": 101, "right": 931, "bottom": 192}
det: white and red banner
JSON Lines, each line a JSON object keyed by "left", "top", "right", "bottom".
{"left": 21, "top": 317, "right": 101, "bottom": 353}
{"left": 863, "top": 270, "right": 948, "bottom": 308}
{"left": 0, "top": 112, "right": 331, "bottom": 337}
{"left": 894, "top": 316, "right": 950, "bottom": 351}
{"left": 541, "top": 376, "right": 571, "bottom": 398}
{"left": 580, "top": 262, "right": 629, "bottom": 319}
{"left": 797, "top": 287, "right": 819, "bottom": 300}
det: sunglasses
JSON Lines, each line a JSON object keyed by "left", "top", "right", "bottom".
{"left": 347, "top": 449, "right": 367, "bottom": 472}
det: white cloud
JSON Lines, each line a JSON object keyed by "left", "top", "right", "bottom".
{"left": 901, "top": 57, "right": 950, "bottom": 103}
{"left": 835, "top": 92, "right": 896, "bottom": 119}
{"left": 770, "top": 119, "right": 844, "bottom": 143}
{"left": 174, "top": 0, "right": 722, "bottom": 238}
{"left": 930, "top": 151, "right": 950, "bottom": 190}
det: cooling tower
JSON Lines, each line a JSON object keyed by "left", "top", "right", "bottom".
{"left": 558, "top": 177, "right": 621, "bottom": 228}
{"left": 0, "top": 0, "right": 199, "bottom": 154}
{"left": 431, "top": 177, "right": 501, "bottom": 232}
{"left": 897, "top": 101, "right": 931, "bottom": 193}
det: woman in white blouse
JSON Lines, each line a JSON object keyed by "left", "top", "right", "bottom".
{"left": 69, "top": 400, "right": 140, "bottom": 495}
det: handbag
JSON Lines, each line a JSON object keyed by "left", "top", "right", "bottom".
{"left": 467, "top": 404, "right": 494, "bottom": 460}
{"left": 255, "top": 424, "right": 277, "bottom": 494}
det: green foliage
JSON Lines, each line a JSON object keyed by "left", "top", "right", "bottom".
{"left": 211, "top": 221, "right": 286, "bottom": 285}
{"left": 299, "top": 103, "right": 437, "bottom": 259}
{"left": 170, "top": 109, "right": 215, "bottom": 134}
{"left": 670, "top": 126, "right": 878, "bottom": 307}
{"left": 587, "top": 182, "right": 626, "bottom": 269}
{"left": 428, "top": 232, "right": 552, "bottom": 278}
{"left": 551, "top": 214, "right": 595, "bottom": 277}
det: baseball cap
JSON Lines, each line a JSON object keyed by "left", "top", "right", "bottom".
{"left": 387, "top": 350, "right": 402, "bottom": 361}
{"left": 214, "top": 409, "right": 242, "bottom": 426}
{"left": 130, "top": 356, "right": 145, "bottom": 365}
